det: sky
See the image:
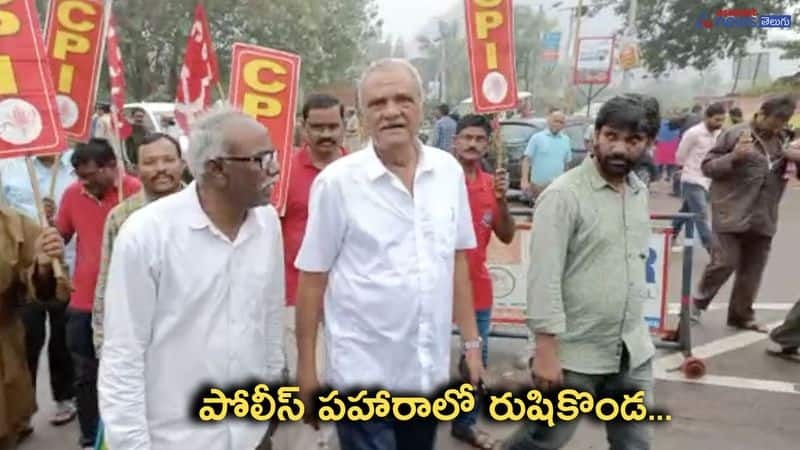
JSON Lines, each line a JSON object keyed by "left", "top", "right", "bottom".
{"left": 375, "top": 0, "right": 799, "bottom": 82}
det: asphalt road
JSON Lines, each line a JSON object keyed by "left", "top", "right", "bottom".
{"left": 20, "top": 180, "right": 800, "bottom": 450}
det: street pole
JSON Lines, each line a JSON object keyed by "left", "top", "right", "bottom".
{"left": 568, "top": 0, "right": 584, "bottom": 113}
{"left": 622, "top": 0, "right": 638, "bottom": 90}
{"left": 441, "top": 42, "right": 447, "bottom": 103}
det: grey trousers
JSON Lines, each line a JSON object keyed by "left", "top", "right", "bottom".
{"left": 503, "top": 356, "right": 654, "bottom": 450}
{"left": 770, "top": 299, "right": 800, "bottom": 349}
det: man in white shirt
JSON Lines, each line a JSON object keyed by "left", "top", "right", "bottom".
{"left": 98, "top": 106, "right": 285, "bottom": 450}
{"left": 294, "top": 58, "right": 484, "bottom": 450}
{"left": 671, "top": 102, "right": 726, "bottom": 252}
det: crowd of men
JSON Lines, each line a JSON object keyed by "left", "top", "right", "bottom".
{"left": 0, "top": 57, "right": 798, "bottom": 450}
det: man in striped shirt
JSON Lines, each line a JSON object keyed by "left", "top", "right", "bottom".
{"left": 92, "top": 133, "right": 185, "bottom": 357}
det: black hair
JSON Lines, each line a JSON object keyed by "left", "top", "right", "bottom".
{"left": 691, "top": 104, "right": 703, "bottom": 114}
{"left": 135, "top": 133, "right": 182, "bottom": 163}
{"left": 760, "top": 94, "right": 797, "bottom": 120}
{"left": 71, "top": 138, "right": 117, "bottom": 169}
{"left": 301, "top": 94, "right": 344, "bottom": 121}
{"left": 729, "top": 107, "right": 743, "bottom": 118}
{"left": 97, "top": 104, "right": 111, "bottom": 114}
{"left": 130, "top": 107, "right": 146, "bottom": 116}
{"left": 456, "top": 114, "right": 492, "bottom": 137}
{"left": 437, "top": 104, "right": 450, "bottom": 115}
{"left": 595, "top": 94, "right": 661, "bottom": 140}
{"left": 705, "top": 102, "right": 726, "bottom": 118}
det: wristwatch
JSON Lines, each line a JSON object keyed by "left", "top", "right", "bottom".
{"left": 462, "top": 337, "right": 483, "bottom": 353}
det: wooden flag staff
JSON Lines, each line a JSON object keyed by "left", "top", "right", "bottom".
{"left": 25, "top": 155, "right": 66, "bottom": 279}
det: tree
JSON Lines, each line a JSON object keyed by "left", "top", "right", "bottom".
{"left": 602, "top": 0, "right": 795, "bottom": 74}
{"left": 102, "top": 0, "right": 381, "bottom": 101}
{"left": 513, "top": 5, "right": 558, "bottom": 92}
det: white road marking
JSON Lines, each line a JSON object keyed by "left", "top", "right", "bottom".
{"left": 655, "top": 372, "right": 800, "bottom": 395}
{"left": 653, "top": 320, "right": 800, "bottom": 394}
{"left": 656, "top": 320, "right": 783, "bottom": 369}
{"left": 666, "top": 302, "right": 792, "bottom": 315}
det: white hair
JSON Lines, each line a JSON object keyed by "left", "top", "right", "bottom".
{"left": 357, "top": 58, "right": 424, "bottom": 110}
{"left": 186, "top": 104, "right": 255, "bottom": 179}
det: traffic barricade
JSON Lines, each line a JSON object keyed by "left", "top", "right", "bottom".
{"left": 484, "top": 209, "right": 705, "bottom": 378}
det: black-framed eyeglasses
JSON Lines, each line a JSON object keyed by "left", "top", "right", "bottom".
{"left": 216, "top": 150, "right": 276, "bottom": 170}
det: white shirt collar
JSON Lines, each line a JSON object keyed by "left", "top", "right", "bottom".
{"left": 364, "top": 141, "right": 436, "bottom": 181}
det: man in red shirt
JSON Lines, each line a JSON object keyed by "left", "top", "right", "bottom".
{"left": 277, "top": 93, "right": 347, "bottom": 450}
{"left": 56, "top": 138, "right": 141, "bottom": 448}
{"left": 451, "top": 114, "right": 515, "bottom": 449}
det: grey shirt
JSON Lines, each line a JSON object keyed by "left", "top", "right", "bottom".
{"left": 526, "top": 157, "right": 655, "bottom": 374}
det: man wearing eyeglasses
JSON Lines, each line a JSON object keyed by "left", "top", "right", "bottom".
{"left": 98, "top": 107, "right": 285, "bottom": 450}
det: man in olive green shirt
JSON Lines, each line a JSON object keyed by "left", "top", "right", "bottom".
{"left": 504, "top": 94, "right": 661, "bottom": 450}
{"left": 92, "top": 133, "right": 185, "bottom": 356}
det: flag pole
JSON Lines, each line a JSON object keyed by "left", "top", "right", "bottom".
{"left": 25, "top": 155, "right": 66, "bottom": 279}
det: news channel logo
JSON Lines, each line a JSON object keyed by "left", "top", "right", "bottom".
{"left": 695, "top": 10, "right": 793, "bottom": 29}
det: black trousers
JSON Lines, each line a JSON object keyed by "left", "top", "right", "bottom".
{"left": 66, "top": 309, "right": 98, "bottom": 446}
{"left": 21, "top": 300, "right": 75, "bottom": 402}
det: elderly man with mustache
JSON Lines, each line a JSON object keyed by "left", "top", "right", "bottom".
{"left": 98, "top": 107, "right": 285, "bottom": 450}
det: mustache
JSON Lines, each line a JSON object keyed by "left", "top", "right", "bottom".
{"left": 316, "top": 138, "right": 337, "bottom": 146}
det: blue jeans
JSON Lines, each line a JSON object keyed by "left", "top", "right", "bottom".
{"left": 452, "top": 308, "right": 492, "bottom": 431}
{"left": 336, "top": 417, "right": 438, "bottom": 450}
{"left": 672, "top": 182, "right": 711, "bottom": 251}
{"left": 503, "top": 353, "right": 654, "bottom": 450}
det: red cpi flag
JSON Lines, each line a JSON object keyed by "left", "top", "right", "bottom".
{"left": 0, "top": 0, "right": 67, "bottom": 158}
{"left": 43, "top": 0, "right": 111, "bottom": 142}
{"left": 228, "top": 43, "right": 300, "bottom": 216}
{"left": 175, "top": 4, "right": 220, "bottom": 133}
{"left": 106, "top": 15, "right": 130, "bottom": 140}
{"left": 464, "top": 0, "right": 518, "bottom": 113}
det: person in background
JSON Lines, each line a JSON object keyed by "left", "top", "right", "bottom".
{"left": 295, "top": 59, "right": 483, "bottom": 450}
{"left": 124, "top": 108, "right": 149, "bottom": 166}
{"left": 653, "top": 117, "right": 681, "bottom": 184}
{"left": 91, "top": 103, "right": 114, "bottom": 143}
{"left": 520, "top": 109, "right": 571, "bottom": 202}
{"left": 693, "top": 95, "right": 800, "bottom": 332}
{"left": 276, "top": 93, "right": 347, "bottom": 450}
{"left": 98, "top": 107, "right": 284, "bottom": 450}
{"left": 344, "top": 107, "right": 363, "bottom": 152}
{"left": 0, "top": 207, "right": 69, "bottom": 450}
{"left": 430, "top": 103, "right": 457, "bottom": 151}
{"left": 92, "top": 133, "right": 185, "bottom": 357}
{"left": 504, "top": 94, "right": 661, "bottom": 450}
{"left": 681, "top": 104, "right": 703, "bottom": 136}
{"left": 767, "top": 297, "right": 800, "bottom": 361}
{"left": 56, "top": 139, "right": 141, "bottom": 449}
{"left": 671, "top": 102, "right": 727, "bottom": 253}
{"left": 0, "top": 151, "right": 77, "bottom": 440}
{"left": 450, "top": 114, "right": 515, "bottom": 450}
{"left": 729, "top": 107, "right": 744, "bottom": 125}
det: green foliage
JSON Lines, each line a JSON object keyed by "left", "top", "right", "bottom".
{"left": 105, "top": 0, "right": 380, "bottom": 101}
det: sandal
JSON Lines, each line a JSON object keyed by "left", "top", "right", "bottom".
{"left": 452, "top": 425, "right": 497, "bottom": 450}
{"left": 728, "top": 320, "right": 768, "bottom": 333}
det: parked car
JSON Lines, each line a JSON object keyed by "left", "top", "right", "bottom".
{"left": 485, "top": 117, "right": 591, "bottom": 189}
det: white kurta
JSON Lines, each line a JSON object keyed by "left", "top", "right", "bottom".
{"left": 98, "top": 183, "right": 285, "bottom": 450}
{"left": 295, "top": 143, "right": 476, "bottom": 394}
